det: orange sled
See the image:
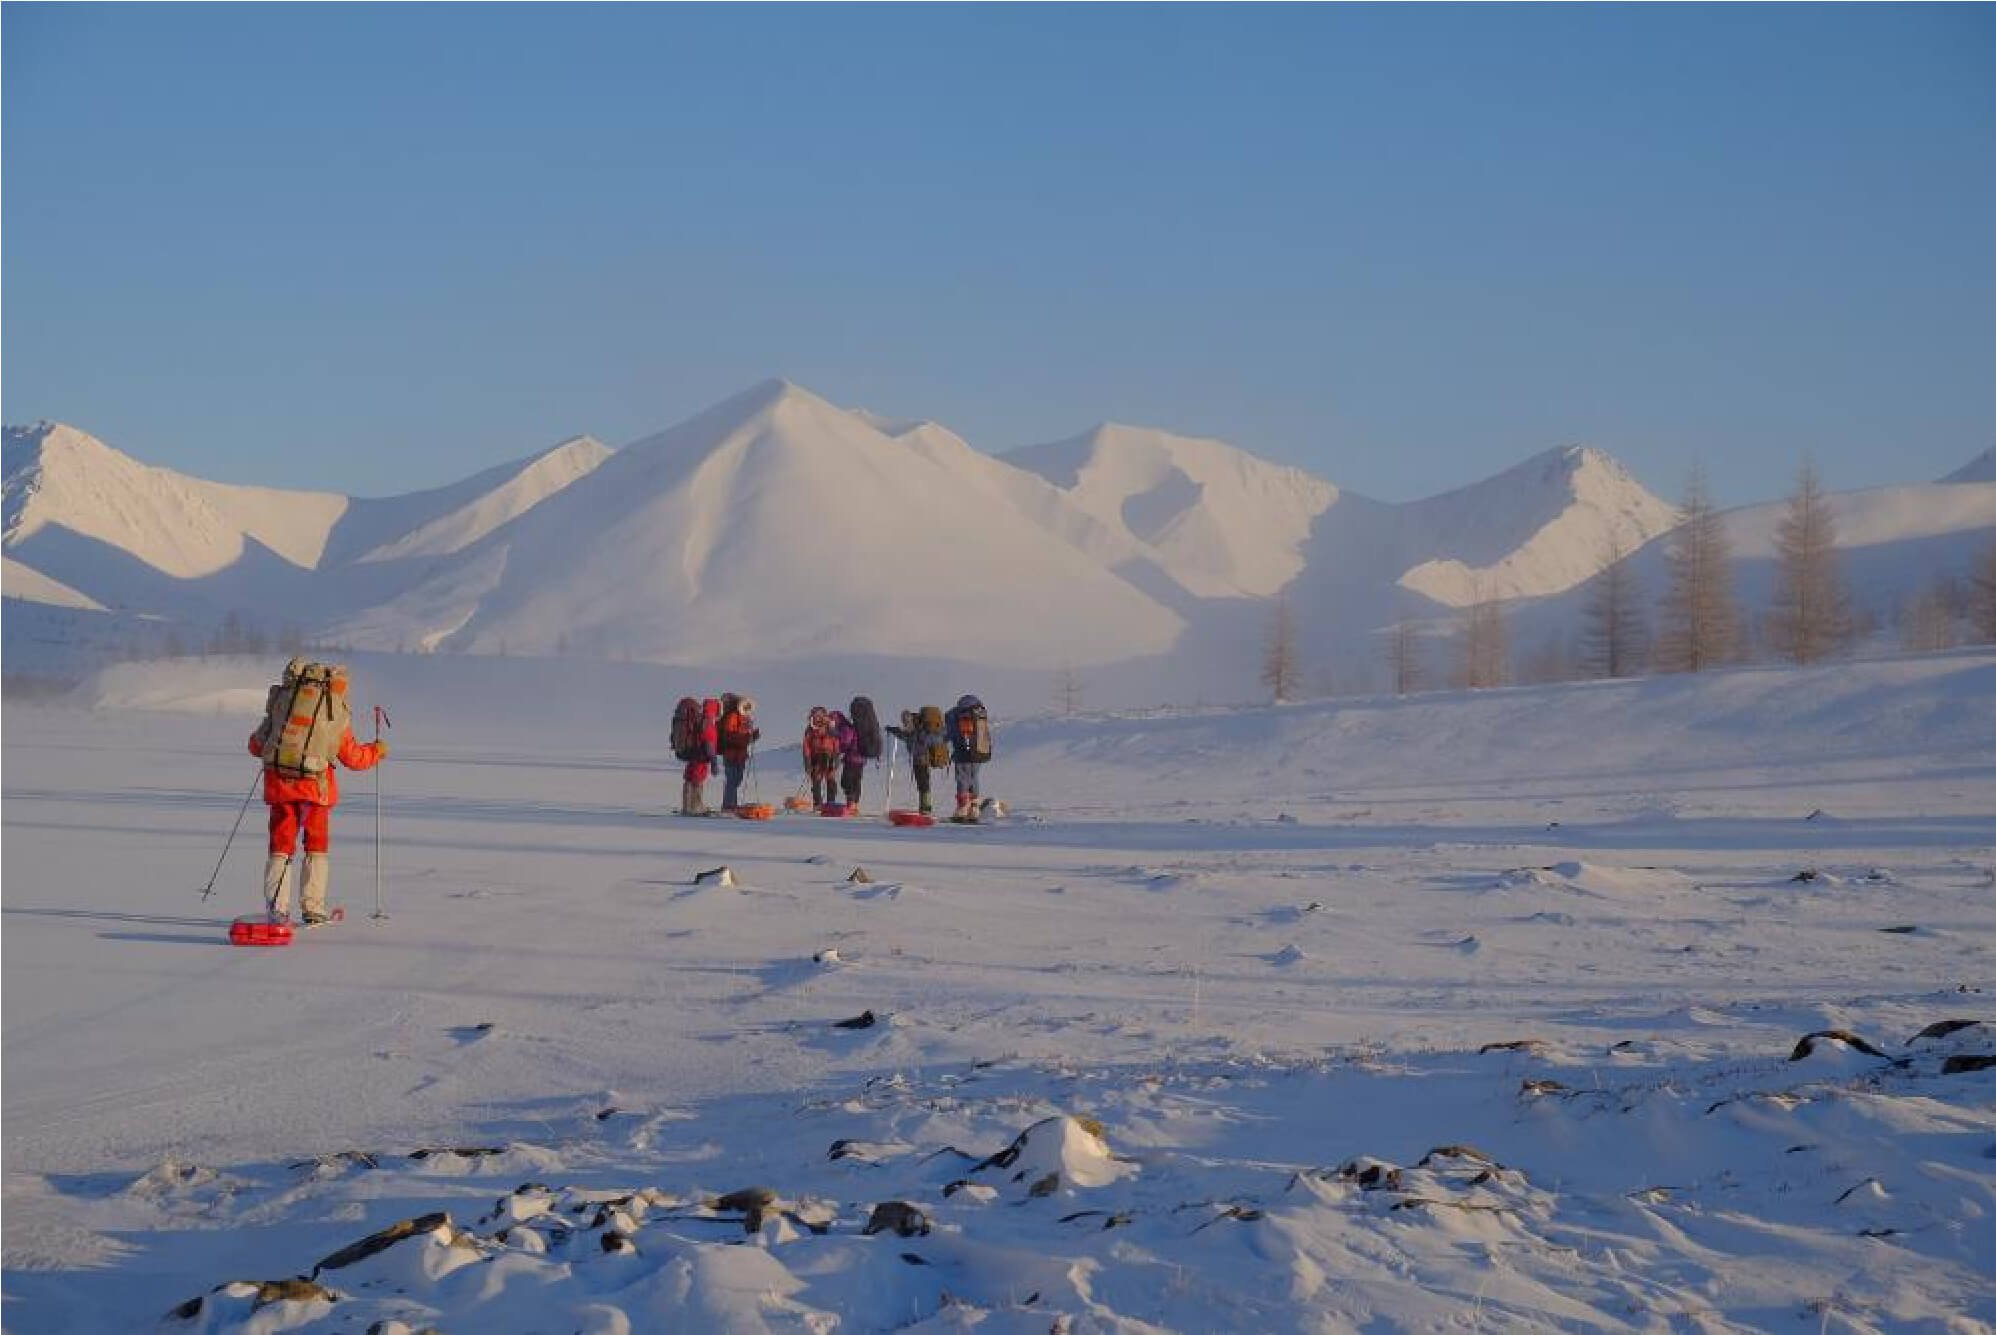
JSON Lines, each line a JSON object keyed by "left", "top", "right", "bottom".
{"left": 784, "top": 795, "right": 814, "bottom": 812}
{"left": 887, "top": 809, "right": 935, "bottom": 827}
{"left": 736, "top": 803, "right": 775, "bottom": 821}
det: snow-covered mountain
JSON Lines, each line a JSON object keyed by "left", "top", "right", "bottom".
{"left": 1007, "top": 423, "right": 1338, "bottom": 598}
{"left": 1, "top": 422, "right": 609, "bottom": 625}
{"left": 1391, "top": 446, "right": 1680, "bottom": 607}
{"left": 1941, "top": 446, "right": 1996, "bottom": 484}
{"left": 345, "top": 380, "right": 1185, "bottom": 668}
{"left": 5, "top": 384, "right": 1991, "bottom": 694}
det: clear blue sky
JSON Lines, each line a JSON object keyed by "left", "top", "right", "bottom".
{"left": 5, "top": 4, "right": 1992, "bottom": 504}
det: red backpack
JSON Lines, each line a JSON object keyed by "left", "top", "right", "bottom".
{"left": 671, "top": 697, "right": 703, "bottom": 762}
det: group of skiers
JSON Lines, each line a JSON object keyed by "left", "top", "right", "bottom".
{"left": 239, "top": 655, "right": 998, "bottom": 926}
{"left": 676, "top": 692, "right": 994, "bottom": 821}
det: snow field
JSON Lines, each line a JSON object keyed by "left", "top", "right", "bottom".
{"left": 3, "top": 652, "right": 1994, "bottom": 1331}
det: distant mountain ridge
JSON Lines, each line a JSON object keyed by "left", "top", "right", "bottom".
{"left": 5, "top": 382, "right": 1992, "bottom": 691}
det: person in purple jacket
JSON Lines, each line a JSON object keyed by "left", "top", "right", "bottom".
{"left": 831, "top": 709, "right": 867, "bottom": 812}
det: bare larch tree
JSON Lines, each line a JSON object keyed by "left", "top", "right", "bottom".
{"left": 1054, "top": 664, "right": 1083, "bottom": 717}
{"left": 1973, "top": 539, "right": 1996, "bottom": 644}
{"left": 1387, "top": 616, "right": 1424, "bottom": 695}
{"left": 1654, "top": 468, "right": 1741, "bottom": 672}
{"left": 1580, "top": 531, "right": 1646, "bottom": 678}
{"left": 1261, "top": 596, "right": 1299, "bottom": 703}
{"left": 1453, "top": 580, "right": 1509, "bottom": 689}
{"left": 1767, "top": 458, "right": 1851, "bottom": 663}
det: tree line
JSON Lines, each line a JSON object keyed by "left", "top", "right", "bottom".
{"left": 1262, "top": 459, "right": 1996, "bottom": 701}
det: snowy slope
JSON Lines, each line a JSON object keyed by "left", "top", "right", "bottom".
{"left": 6, "top": 652, "right": 1994, "bottom": 1331}
{"left": 341, "top": 436, "right": 610, "bottom": 564}
{"left": 1392, "top": 445, "right": 1680, "bottom": 606}
{"left": 3, "top": 421, "right": 349, "bottom": 578}
{"left": 1, "top": 555, "right": 106, "bottom": 611}
{"left": 1, "top": 424, "right": 611, "bottom": 634}
{"left": 1008, "top": 423, "right": 1339, "bottom": 597}
{"left": 386, "top": 381, "right": 1186, "bottom": 668}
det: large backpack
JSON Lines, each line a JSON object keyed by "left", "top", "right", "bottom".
{"left": 949, "top": 699, "right": 992, "bottom": 764}
{"left": 918, "top": 705, "right": 950, "bottom": 769}
{"left": 261, "top": 660, "right": 353, "bottom": 781}
{"left": 671, "top": 697, "right": 703, "bottom": 762}
{"left": 849, "top": 696, "right": 883, "bottom": 760}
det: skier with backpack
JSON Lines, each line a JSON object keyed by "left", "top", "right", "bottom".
{"left": 886, "top": 705, "right": 948, "bottom": 817}
{"left": 843, "top": 696, "right": 883, "bottom": 811}
{"left": 672, "top": 696, "right": 721, "bottom": 815}
{"left": 944, "top": 694, "right": 993, "bottom": 822}
{"left": 716, "top": 694, "right": 760, "bottom": 812}
{"left": 802, "top": 706, "right": 843, "bottom": 808}
{"left": 247, "top": 657, "right": 386, "bottom": 925}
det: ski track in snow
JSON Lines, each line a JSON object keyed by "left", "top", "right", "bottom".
{"left": 4, "top": 654, "right": 1995, "bottom": 1332}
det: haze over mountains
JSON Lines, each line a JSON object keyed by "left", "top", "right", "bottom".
{"left": 5, "top": 378, "right": 1993, "bottom": 697}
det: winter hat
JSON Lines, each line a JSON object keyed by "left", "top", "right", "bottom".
{"left": 721, "top": 692, "right": 740, "bottom": 711}
{"left": 957, "top": 694, "right": 981, "bottom": 709}
{"left": 702, "top": 698, "right": 721, "bottom": 718}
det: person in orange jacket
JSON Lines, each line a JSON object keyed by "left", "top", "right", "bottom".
{"left": 248, "top": 662, "right": 385, "bottom": 924}
{"left": 716, "top": 693, "right": 760, "bottom": 812}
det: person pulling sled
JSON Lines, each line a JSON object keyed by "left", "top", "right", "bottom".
{"left": 672, "top": 696, "right": 721, "bottom": 815}
{"left": 886, "top": 705, "right": 949, "bottom": 816}
{"left": 248, "top": 658, "right": 386, "bottom": 925}
{"left": 802, "top": 707, "right": 843, "bottom": 807}
{"left": 944, "top": 694, "right": 992, "bottom": 822}
{"left": 717, "top": 694, "right": 760, "bottom": 811}
{"left": 841, "top": 696, "right": 883, "bottom": 810}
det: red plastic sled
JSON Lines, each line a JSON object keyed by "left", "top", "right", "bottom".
{"left": 818, "top": 803, "right": 848, "bottom": 817}
{"left": 228, "top": 906, "right": 343, "bottom": 946}
{"left": 230, "top": 917, "right": 292, "bottom": 946}
{"left": 887, "top": 809, "right": 935, "bottom": 827}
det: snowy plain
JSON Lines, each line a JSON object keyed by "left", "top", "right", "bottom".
{"left": 4, "top": 651, "right": 1995, "bottom": 1332}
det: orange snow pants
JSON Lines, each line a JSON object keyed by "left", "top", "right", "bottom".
{"left": 268, "top": 802, "right": 332, "bottom": 855}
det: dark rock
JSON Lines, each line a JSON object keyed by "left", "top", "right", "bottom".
{"left": 1789, "top": 1029, "right": 1891, "bottom": 1061}
{"left": 834, "top": 1010, "right": 878, "bottom": 1030}
{"left": 861, "top": 1201, "right": 930, "bottom": 1237}
{"left": 1478, "top": 1039, "right": 1544, "bottom": 1055}
{"left": 1942, "top": 1054, "right": 1996, "bottom": 1075}
{"left": 315, "top": 1212, "right": 455, "bottom": 1273}
{"left": 710, "top": 1186, "right": 777, "bottom": 1233}
{"left": 407, "top": 1146, "right": 503, "bottom": 1160}
{"left": 254, "top": 1278, "right": 335, "bottom": 1307}
{"left": 1027, "top": 1173, "right": 1061, "bottom": 1198}
{"left": 1912, "top": 1019, "right": 1983, "bottom": 1042}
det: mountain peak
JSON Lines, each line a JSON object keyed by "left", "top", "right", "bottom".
{"left": 1941, "top": 446, "right": 1996, "bottom": 484}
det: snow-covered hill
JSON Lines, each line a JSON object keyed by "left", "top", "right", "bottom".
{"left": 3, "top": 421, "right": 348, "bottom": 578}
{"left": 1008, "top": 422, "right": 1339, "bottom": 598}
{"left": 5, "top": 386, "right": 1991, "bottom": 694}
{"left": 366, "top": 380, "right": 1186, "bottom": 668}
{"left": 1392, "top": 446, "right": 1680, "bottom": 606}
{"left": 1942, "top": 445, "right": 1996, "bottom": 484}
{"left": 1513, "top": 478, "right": 1996, "bottom": 661}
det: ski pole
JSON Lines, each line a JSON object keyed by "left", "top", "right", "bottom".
{"left": 373, "top": 705, "right": 392, "bottom": 920}
{"left": 883, "top": 736, "right": 898, "bottom": 816}
{"left": 200, "top": 769, "right": 263, "bottom": 900}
